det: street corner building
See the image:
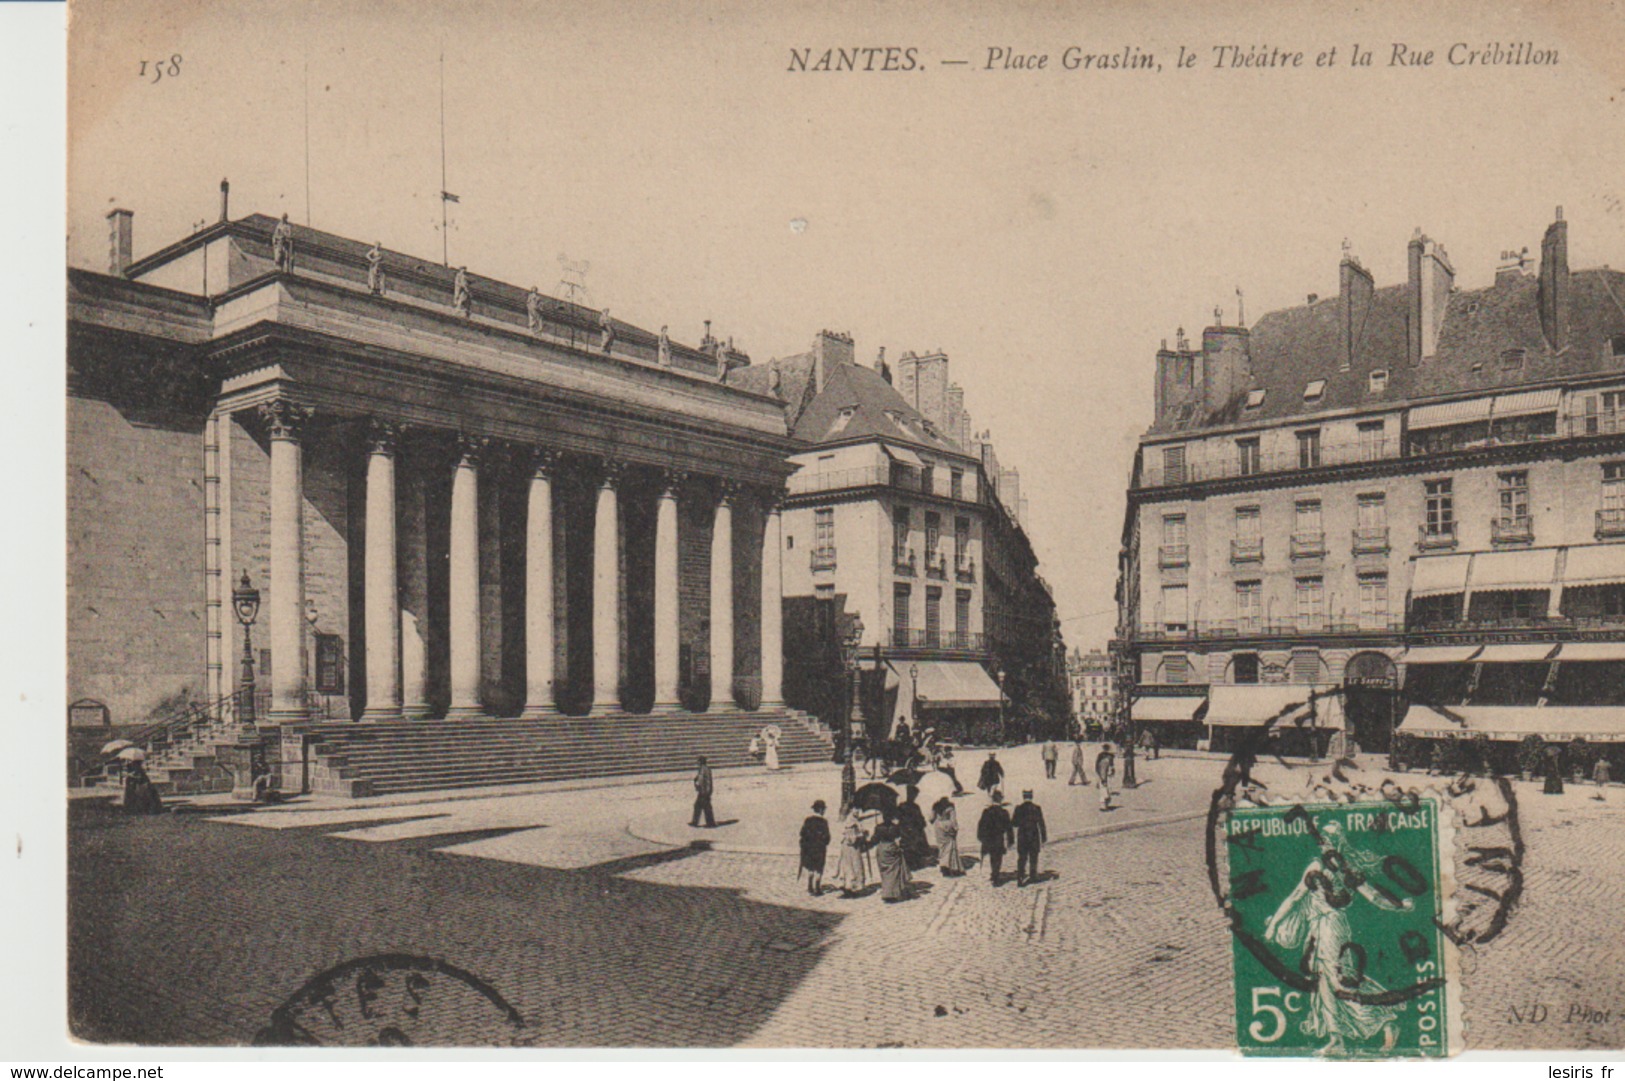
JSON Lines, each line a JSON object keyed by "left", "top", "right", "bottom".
{"left": 67, "top": 198, "right": 840, "bottom": 798}
{"left": 1114, "top": 209, "right": 1625, "bottom": 766}
{"left": 732, "top": 333, "right": 1069, "bottom": 749}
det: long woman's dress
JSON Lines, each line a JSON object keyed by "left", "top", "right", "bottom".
{"left": 933, "top": 802, "right": 964, "bottom": 875}
{"left": 833, "top": 814, "right": 867, "bottom": 895}
{"left": 763, "top": 734, "right": 781, "bottom": 772}
{"left": 873, "top": 820, "right": 913, "bottom": 901}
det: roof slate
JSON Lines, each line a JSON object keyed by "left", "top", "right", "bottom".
{"left": 771, "top": 359, "right": 971, "bottom": 457}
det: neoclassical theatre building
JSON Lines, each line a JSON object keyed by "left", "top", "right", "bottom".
{"left": 68, "top": 198, "right": 826, "bottom": 795}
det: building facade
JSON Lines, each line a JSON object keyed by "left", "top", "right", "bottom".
{"left": 1116, "top": 210, "right": 1625, "bottom": 759}
{"left": 1068, "top": 648, "right": 1116, "bottom": 735}
{"left": 736, "top": 333, "right": 1067, "bottom": 745}
{"left": 69, "top": 205, "right": 800, "bottom": 780}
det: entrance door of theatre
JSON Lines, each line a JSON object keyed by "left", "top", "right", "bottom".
{"left": 1343, "top": 651, "right": 1400, "bottom": 753}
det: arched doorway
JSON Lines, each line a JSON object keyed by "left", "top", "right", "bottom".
{"left": 1343, "top": 651, "right": 1400, "bottom": 753}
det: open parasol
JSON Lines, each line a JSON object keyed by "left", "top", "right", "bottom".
{"left": 115, "top": 746, "right": 147, "bottom": 763}
{"left": 100, "top": 739, "right": 136, "bottom": 757}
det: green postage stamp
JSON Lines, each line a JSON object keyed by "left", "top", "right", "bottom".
{"left": 1225, "top": 798, "right": 1461, "bottom": 1058}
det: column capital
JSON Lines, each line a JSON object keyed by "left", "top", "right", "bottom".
{"left": 366, "top": 418, "right": 403, "bottom": 457}
{"left": 657, "top": 468, "right": 689, "bottom": 500}
{"left": 756, "top": 484, "right": 789, "bottom": 514}
{"left": 455, "top": 432, "right": 491, "bottom": 468}
{"left": 715, "top": 478, "right": 742, "bottom": 506}
{"left": 528, "top": 446, "right": 563, "bottom": 479}
{"left": 258, "top": 398, "right": 312, "bottom": 442}
{"left": 597, "top": 457, "right": 627, "bottom": 489}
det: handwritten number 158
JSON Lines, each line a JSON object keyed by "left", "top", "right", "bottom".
{"left": 138, "top": 55, "right": 183, "bottom": 83}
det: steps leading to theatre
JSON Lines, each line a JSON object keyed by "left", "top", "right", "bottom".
{"left": 297, "top": 708, "right": 834, "bottom": 797}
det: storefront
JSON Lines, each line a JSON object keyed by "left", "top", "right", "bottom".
{"left": 1204, "top": 684, "right": 1342, "bottom": 757}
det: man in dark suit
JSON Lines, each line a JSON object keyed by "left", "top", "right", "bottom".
{"left": 977, "top": 752, "right": 1005, "bottom": 796}
{"left": 1012, "top": 789, "right": 1048, "bottom": 886}
{"left": 799, "top": 800, "right": 831, "bottom": 895}
{"left": 690, "top": 755, "right": 716, "bottom": 828}
{"left": 976, "top": 790, "right": 1015, "bottom": 887}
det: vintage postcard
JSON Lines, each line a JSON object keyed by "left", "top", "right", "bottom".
{"left": 35, "top": 0, "right": 1625, "bottom": 1057}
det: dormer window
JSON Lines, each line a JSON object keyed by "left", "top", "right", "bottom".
{"left": 1245, "top": 389, "right": 1266, "bottom": 409}
{"left": 1368, "top": 369, "right": 1388, "bottom": 393}
{"left": 827, "top": 406, "right": 857, "bottom": 436}
{"left": 1304, "top": 379, "right": 1327, "bottom": 402}
{"left": 1501, "top": 348, "right": 1526, "bottom": 371}
{"left": 1610, "top": 335, "right": 1625, "bottom": 359}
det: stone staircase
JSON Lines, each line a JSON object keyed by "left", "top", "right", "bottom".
{"left": 296, "top": 708, "right": 834, "bottom": 798}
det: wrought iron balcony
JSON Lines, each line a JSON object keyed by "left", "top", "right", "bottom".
{"left": 810, "top": 545, "right": 837, "bottom": 571}
{"left": 1290, "top": 531, "right": 1327, "bottom": 559}
{"left": 925, "top": 552, "right": 948, "bottom": 579}
{"left": 1230, "top": 537, "right": 1264, "bottom": 564}
{"left": 894, "top": 549, "right": 917, "bottom": 576}
{"left": 1158, "top": 544, "right": 1190, "bottom": 569}
{"left": 888, "top": 628, "right": 988, "bottom": 651}
{"left": 1351, "top": 526, "right": 1390, "bottom": 555}
{"left": 1491, "top": 515, "right": 1535, "bottom": 545}
{"left": 956, "top": 556, "right": 976, "bottom": 582}
{"left": 1595, "top": 508, "right": 1625, "bottom": 539}
{"left": 1417, "top": 523, "right": 1458, "bottom": 551}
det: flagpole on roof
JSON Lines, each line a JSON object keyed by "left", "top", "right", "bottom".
{"left": 439, "top": 50, "right": 449, "bottom": 267}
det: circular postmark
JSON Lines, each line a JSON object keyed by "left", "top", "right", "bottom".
{"left": 254, "top": 953, "right": 529, "bottom": 1047}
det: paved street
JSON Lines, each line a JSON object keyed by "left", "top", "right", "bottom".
{"left": 69, "top": 746, "right": 1625, "bottom": 1049}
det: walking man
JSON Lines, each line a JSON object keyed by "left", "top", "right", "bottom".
{"left": 1095, "top": 744, "right": 1117, "bottom": 811}
{"left": 799, "top": 800, "right": 831, "bottom": 895}
{"left": 1068, "top": 739, "right": 1090, "bottom": 785}
{"left": 976, "top": 790, "right": 1015, "bottom": 887}
{"left": 1012, "top": 789, "right": 1048, "bottom": 887}
{"left": 690, "top": 755, "right": 716, "bottom": 828}
{"left": 978, "top": 752, "right": 1005, "bottom": 797}
{"left": 937, "top": 743, "right": 966, "bottom": 795}
{"left": 1041, "top": 741, "right": 1059, "bottom": 780}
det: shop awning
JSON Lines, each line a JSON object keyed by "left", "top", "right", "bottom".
{"left": 881, "top": 444, "right": 924, "bottom": 469}
{"left": 1400, "top": 705, "right": 1625, "bottom": 742}
{"left": 1409, "top": 397, "right": 1491, "bottom": 429}
{"left": 1474, "top": 643, "right": 1559, "bottom": 663}
{"left": 1563, "top": 544, "right": 1625, "bottom": 588}
{"left": 1491, "top": 387, "right": 1562, "bottom": 419}
{"left": 1132, "top": 696, "right": 1207, "bottom": 722}
{"left": 1469, "top": 548, "right": 1559, "bottom": 592}
{"left": 1555, "top": 642, "right": 1625, "bottom": 662}
{"left": 1205, "top": 684, "right": 1342, "bottom": 728}
{"left": 1402, "top": 645, "right": 1482, "bottom": 665}
{"left": 891, "top": 660, "right": 1001, "bottom": 709}
{"left": 1411, "top": 555, "right": 1470, "bottom": 597}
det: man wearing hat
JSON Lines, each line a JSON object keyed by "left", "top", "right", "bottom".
{"left": 1011, "top": 789, "right": 1048, "bottom": 887}
{"left": 799, "top": 800, "right": 832, "bottom": 896}
{"left": 976, "top": 790, "right": 1015, "bottom": 887}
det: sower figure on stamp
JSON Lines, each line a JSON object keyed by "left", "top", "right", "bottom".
{"left": 976, "top": 790, "right": 1014, "bottom": 887}
{"left": 1069, "top": 739, "right": 1090, "bottom": 785}
{"left": 799, "top": 800, "right": 831, "bottom": 896}
{"left": 690, "top": 755, "right": 716, "bottom": 828}
{"left": 1012, "top": 789, "right": 1048, "bottom": 887}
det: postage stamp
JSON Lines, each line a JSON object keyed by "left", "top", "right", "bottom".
{"left": 1224, "top": 797, "right": 1461, "bottom": 1058}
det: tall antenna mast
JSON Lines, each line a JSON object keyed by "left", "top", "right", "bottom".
{"left": 438, "top": 51, "right": 460, "bottom": 267}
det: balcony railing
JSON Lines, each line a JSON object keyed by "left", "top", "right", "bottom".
{"left": 888, "top": 629, "right": 988, "bottom": 651}
{"left": 925, "top": 552, "right": 948, "bottom": 579}
{"left": 1290, "top": 531, "right": 1327, "bottom": 559}
{"left": 1418, "top": 524, "right": 1458, "bottom": 550}
{"left": 956, "top": 557, "right": 976, "bottom": 583}
{"left": 1133, "top": 617, "right": 1407, "bottom": 642}
{"left": 1491, "top": 515, "right": 1535, "bottom": 545}
{"left": 786, "top": 464, "right": 982, "bottom": 503}
{"left": 1596, "top": 508, "right": 1625, "bottom": 539}
{"left": 1351, "top": 526, "right": 1390, "bottom": 555}
{"left": 1158, "top": 543, "right": 1190, "bottom": 569}
{"left": 1230, "top": 537, "right": 1264, "bottom": 564}
{"left": 894, "top": 549, "right": 917, "bottom": 576}
{"left": 810, "top": 545, "right": 837, "bottom": 571}
{"left": 1409, "top": 613, "right": 1625, "bottom": 635}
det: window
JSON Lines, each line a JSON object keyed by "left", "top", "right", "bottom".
{"left": 956, "top": 589, "right": 971, "bottom": 641}
{"left": 1358, "top": 573, "right": 1389, "bottom": 629}
{"left": 1424, "top": 478, "right": 1454, "bottom": 537}
{"left": 925, "top": 587, "right": 942, "bottom": 646}
{"left": 1357, "top": 493, "right": 1386, "bottom": 531}
{"left": 1233, "top": 653, "right": 1260, "bottom": 684}
{"left": 1235, "top": 506, "right": 1261, "bottom": 538}
{"left": 1304, "top": 379, "right": 1326, "bottom": 401}
{"left": 1294, "top": 576, "right": 1324, "bottom": 629}
{"left": 893, "top": 506, "right": 911, "bottom": 563}
{"left": 1297, "top": 428, "right": 1322, "bottom": 469}
{"left": 925, "top": 512, "right": 941, "bottom": 563}
{"left": 1498, "top": 471, "right": 1530, "bottom": 523}
{"left": 921, "top": 465, "right": 935, "bottom": 495}
{"left": 813, "top": 508, "right": 835, "bottom": 568}
{"left": 950, "top": 469, "right": 964, "bottom": 500}
{"left": 1605, "top": 462, "right": 1625, "bottom": 510}
{"left": 1501, "top": 348, "right": 1526, "bottom": 371}
{"left": 1368, "top": 369, "right": 1388, "bottom": 393}
{"left": 1164, "top": 654, "right": 1191, "bottom": 684}
{"left": 893, "top": 583, "right": 911, "bottom": 635}
{"left": 1358, "top": 420, "right": 1385, "bottom": 461}
{"left": 314, "top": 634, "right": 345, "bottom": 695}
{"left": 1237, "top": 437, "right": 1261, "bottom": 476}
{"left": 1235, "top": 580, "right": 1262, "bottom": 631}
{"left": 1163, "top": 514, "right": 1188, "bottom": 546}
{"left": 1245, "top": 388, "right": 1267, "bottom": 409}
{"left": 1612, "top": 335, "right": 1625, "bottom": 359}
{"left": 1294, "top": 499, "right": 1322, "bottom": 533}
{"left": 1162, "top": 445, "right": 1187, "bottom": 484}
{"left": 1162, "top": 584, "right": 1189, "bottom": 633}
{"left": 1290, "top": 650, "right": 1321, "bottom": 684}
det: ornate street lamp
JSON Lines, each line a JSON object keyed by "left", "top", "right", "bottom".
{"left": 909, "top": 663, "right": 920, "bottom": 728}
{"left": 231, "top": 571, "right": 261, "bottom": 728}
{"left": 996, "top": 666, "right": 1007, "bottom": 746}
{"left": 839, "top": 615, "right": 864, "bottom": 813}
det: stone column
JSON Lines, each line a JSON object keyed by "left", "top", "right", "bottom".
{"left": 522, "top": 450, "right": 559, "bottom": 717}
{"left": 361, "top": 420, "right": 402, "bottom": 720}
{"left": 652, "top": 471, "right": 684, "bottom": 713}
{"left": 261, "top": 399, "right": 311, "bottom": 724}
{"left": 589, "top": 460, "right": 624, "bottom": 715}
{"left": 398, "top": 441, "right": 431, "bottom": 719}
{"left": 760, "top": 491, "right": 785, "bottom": 709}
{"left": 447, "top": 433, "right": 488, "bottom": 718}
{"left": 709, "top": 482, "right": 736, "bottom": 711}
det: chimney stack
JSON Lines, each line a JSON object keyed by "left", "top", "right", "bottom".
{"left": 811, "top": 329, "right": 855, "bottom": 392}
{"left": 219, "top": 178, "right": 230, "bottom": 222}
{"left": 1406, "top": 229, "right": 1454, "bottom": 365}
{"left": 1538, "top": 206, "right": 1570, "bottom": 351}
{"left": 106, "top": 208, "right": 134, "bottom": 276}
{"left": 1339, "top": 246, "right": 1374, "bottom": 372}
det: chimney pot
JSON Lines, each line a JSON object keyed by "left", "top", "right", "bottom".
{"left": 106, "top": 208, "right": 134, "bottom": 277}
{"left": 219, "top": 178, "right": 230, "bottom": 222}
{"left": 1307, "top": 293, "right": 1318, "bottom": 305}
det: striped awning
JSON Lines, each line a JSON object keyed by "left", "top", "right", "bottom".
{"left": 1563, "top": 544, "right": 1625, "bottom": 588}
{"left": 1206, "top": 684, "right": 1342, "bottom": 728}
{"left": 1408, "top": 397, "right": 1491, "bottom": 430}
{"left": 1470, "top": 548, "right": 1559, "bottom": 591}
{"left": 1399, "top": 705, "right": 1625, "bottom": 742}
{"left": 1402, "top": 645, "right": 1482, "bottom": 665}
{"left": 1555, "top": 642, "right": 1625, "bottom": 662}
{"left": 1411, "top": 554, "right": 1470, "bottom": 597}
{"left": 1131, "top": 696, "right": 1207, "bottom": 722}
{"left": 1474, "top": 643, "right": 1559, "bottom": 663}
{"left": 882, "top": 444, "right": 924, "bottom": 468}
{"left": 1491, "top": 387, "right": 1562, "bottom": 418}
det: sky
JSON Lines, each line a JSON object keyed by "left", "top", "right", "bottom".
{"left": 66, "top": 0, "right": 1625, "bottom": 653}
